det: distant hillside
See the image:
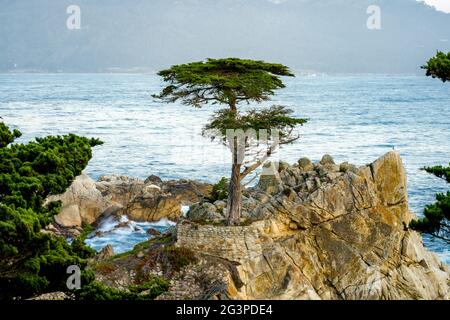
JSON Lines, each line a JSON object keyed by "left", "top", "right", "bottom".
{"left": 0, "top": 0, "right": 449, "bottom": 73}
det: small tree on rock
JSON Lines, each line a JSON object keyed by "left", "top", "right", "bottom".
{"left": 154, "top": 58, "right": 306, "bottom": 225}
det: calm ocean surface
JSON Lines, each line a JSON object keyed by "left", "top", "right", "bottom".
{"left": 1, "top": 73, "right": 449, "bottom": 261}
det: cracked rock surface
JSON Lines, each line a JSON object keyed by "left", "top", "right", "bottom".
{"left": 177, "top": 151, "right": 449, "bottom": 300}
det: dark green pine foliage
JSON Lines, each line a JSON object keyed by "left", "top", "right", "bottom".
{"left": 411, "top": 54, "right": 450, "bottom": 242}
{"left": 421, "top": 51, "right": 450, "bottom": 82}
{"left": 0, "top": 122, "right": 102, "bottom": 299}
{"left": 154, "top": 58, "right": 307, "bottom": 225}
{"left": 422, "top": 164, "right": 450, "bottom": 183}
{"left": 410, "top": 165, "right": 450, "bottom": 243}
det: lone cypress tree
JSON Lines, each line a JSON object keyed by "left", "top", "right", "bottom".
{"left": 154, "top": 58, "right": 306, "bottom": 225}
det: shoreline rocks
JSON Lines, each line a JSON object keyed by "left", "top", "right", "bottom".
{"left": 46, "top": 174, "right": 212, "bottom": 232}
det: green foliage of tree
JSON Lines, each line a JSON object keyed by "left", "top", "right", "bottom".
{"left": 422, "top": 51, "right": 450, "bottom": 82}
{"left": 74, "top": 276, "right": 170, "bottom": 300}
{"left": 0, "top": 122, "right": 102, "bottom": 299}
{"left": 154, "top": 58, "right": 306, "bottom": 225}
{"left": 410, "top": 165, "right": 450, "bottom": 243}
{"left": 423, "top": 164, "right": 450, "bottom": 183}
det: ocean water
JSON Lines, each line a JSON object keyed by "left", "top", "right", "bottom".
{"left": 0, "top": 73, "right": 449, "bottom": 261}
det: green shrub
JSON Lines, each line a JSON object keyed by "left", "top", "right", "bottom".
{"left": 158, "top": 246, "right": 197, "bottom": 274}
{"left": 74, "top": 276, "right": 169, "bottom": 300}
{"left": 207, "top": 177, "right": 229, "bottom": 202}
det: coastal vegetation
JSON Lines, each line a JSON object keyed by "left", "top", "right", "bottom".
{"left": 153, "top": 58, "right": 307, "bottom": 225}
{"left": 0, "top": 122, "right": 102, "bottom": 299}
{"left": 422, "top": 51, "right": 450, "bottom": 82}
{"left": 410, "top": 165, "right": 450, "bottom": 243}
{"left": 74, "top": 276, "right": 170, "bottom": 300}
{"left": 409, "top": 53, "right": 450, "bottom": 242}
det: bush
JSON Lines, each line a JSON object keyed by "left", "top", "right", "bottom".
{"left": 0, "top": 122, "right": 102, "bottom": 299}
{"left": 75, "top": 276, "right": 170, "bottom": 300}
{"left": 207, "top": 177, "right": 229, "bottom": 202}
{"left": 158, "top": 246, "right": 197, "bottom": 274}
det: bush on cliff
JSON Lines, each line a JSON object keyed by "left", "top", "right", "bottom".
{"left": 0, "top": 122, "right": 102, "bottom": 299}
{"left": 207, "top": 177, "right": 229, "bottom": 202}
{"left": 74, "top": 276, "right": 170, "bottom": 300}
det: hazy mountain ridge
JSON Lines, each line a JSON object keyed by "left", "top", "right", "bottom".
{"left": 0, "top": 0, "right": 449, "bottom": 73}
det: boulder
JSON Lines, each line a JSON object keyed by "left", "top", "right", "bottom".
{"left": 187, "top": 202, "right": 224, "bottom": 221}
{"left": 126, "top": 194, "right": 181, "bottom": 222}
{"left": 144, "top": 175, "right": 163, "bottom": 185}
{"left": 298, "top": 157, "right": 314, "bottom": 172}
{"left": 319, "top": 154, "right": 335, "bottom": 165}
{"left": 47, "top": 174, "right": 112, "bottom": 227}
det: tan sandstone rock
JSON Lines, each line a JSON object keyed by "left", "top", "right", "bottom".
{"left": 47, "top": 174, "right": 112, "bottom": 227}
{"left": 176, "top": 151, "right": 450, "bottom": 300}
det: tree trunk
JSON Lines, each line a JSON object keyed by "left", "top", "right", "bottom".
{"left": 227, "top": 162, "right": 242, "bottom": 226}
{"left": 226, "top": 98, "right": 241, "bottom": 226}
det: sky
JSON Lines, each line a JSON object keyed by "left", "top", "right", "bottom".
{"left": 0, "top": 0, "right": 449, "bottom": 73}
{"left": 421, "top": 0, "right": 450, "bottom": 13}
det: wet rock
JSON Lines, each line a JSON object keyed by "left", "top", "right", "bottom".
{"left": 147, "top": 228, "right": 161, "bottom": 236}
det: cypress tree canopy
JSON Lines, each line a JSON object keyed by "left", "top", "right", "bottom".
{"left": 153, "top": 58, "right": 295, "bottom": 107}
{"left": 422, "top": 51, "right": 450, "bottom": 82}
{"left": 410, "top": 165, "right": 450, "bottom": 243}
{"left": 0, "top": 122, "right": 102, "bottom": 299}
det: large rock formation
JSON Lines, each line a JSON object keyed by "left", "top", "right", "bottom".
{"left": 46, "top": 174, "right": 111, "bottom": 228}
{"left": 176, "top": 152, "right": 449, "bottom": 299}
{"left": 46, "top": 174, "right": 211, "bottom": 229}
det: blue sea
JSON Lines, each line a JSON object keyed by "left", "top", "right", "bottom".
{"left": 1, "top": 73, "right": 449, "bottom": 262}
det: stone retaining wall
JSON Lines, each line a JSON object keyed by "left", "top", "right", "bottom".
{"left": 175, "top": 220, "right": 278, "bottom": 263}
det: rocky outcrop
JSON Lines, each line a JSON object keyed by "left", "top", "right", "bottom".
{"left": 46, "top": 174, "right": 111, "bottom": 228}
{"left": 122, "top": 178, "right": 212, "bottom": 222}
{"left": 47, "top": 174, "right": 212, "bottom": 229}
{"left": 176, "top": 152, "right": 450, "bottom": 300}
{"left": 93, "top": 244, "right": 115, "bottom": 261}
